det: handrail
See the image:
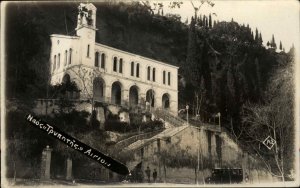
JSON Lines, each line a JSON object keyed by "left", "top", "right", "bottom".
{"left": 113, "top": 129, "right": 163, "bottom": 150}
{"left": 152, "top": 108, "right": 186, "bottom": 127}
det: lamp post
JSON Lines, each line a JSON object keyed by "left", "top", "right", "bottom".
{"left": 217, "top": 112, "right": 221, "bottom": 130}
{"left": 186, "top": 105, "right": 189, "bottom": 126}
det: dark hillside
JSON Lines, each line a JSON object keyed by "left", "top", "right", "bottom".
{"left": 5, "top": 2, "right": 290, "bottom": 122}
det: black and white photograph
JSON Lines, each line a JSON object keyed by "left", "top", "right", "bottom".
{"left": 1, "top": 0, "right": 299, "bottom": 187}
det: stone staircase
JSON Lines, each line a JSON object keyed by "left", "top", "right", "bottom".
{"left": 151, "top": 108, "right": 187, "bottom": 127}
{"left": 117, "top": 108, "right": 189, "bottom": 153}
{"left": 112, "top": 129, "right": 163, "bottom": 151}
{"left": 122, "top": 125, "right": 189, "bottom": 152}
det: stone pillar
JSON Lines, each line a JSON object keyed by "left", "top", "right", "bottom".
{"left": 66, "top": 157, "right": 73, "bottom": 180}
{"left": 122, "top": 89, "right": 129, "bottom": 106}
{"left": 96, "top": 107, "right": 105, "bottom": 130}
{"left": 105, "top": 86, "right": 111, "bottom": 103}
{"left": 41, "top": 145, "right": 52, "bottom": 180}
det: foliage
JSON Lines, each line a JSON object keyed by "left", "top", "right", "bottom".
{"left": 241, "top": 50, "right": 294, "bottom": 181}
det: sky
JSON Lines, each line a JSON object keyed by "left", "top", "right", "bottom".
{"left": 153, "top": 0, "right": 299, "bottom": 51}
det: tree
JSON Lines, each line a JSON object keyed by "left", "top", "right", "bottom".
{"left": 271, "top": 34, "right": 277, "bottom": 49}
{"left": 208, "top": 13, "right": 212, "bottom": 28}
{"left": 258, "top": 32, "right": 263, "bottom": 45}
{"left": 242, "top": 52, "right": 295, "bottom": 181}
{"left": 254, "top": 28, "right": 259, "bottom": 42}
{"left": 190, "top": 0, "right": 214, "bottom": 20}
{"left": 69, "top": 65, "right": 102, "bottom": 125}
{"left": 279, "top": 41, "right": 282, "bottom": 50}
{"left": 213, "top": 20, "right": 216, "bottom": 27}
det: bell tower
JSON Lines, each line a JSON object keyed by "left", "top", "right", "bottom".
{"left": 76, "top": 3, "right": 97, "bottom": 66}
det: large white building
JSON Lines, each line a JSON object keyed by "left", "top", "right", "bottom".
{"left": 50, "top": 3, "right": 178, "bottom": 114}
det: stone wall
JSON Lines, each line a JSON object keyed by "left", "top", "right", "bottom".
{"left": 124, "top": 126, "right": 274, "bottom": 183}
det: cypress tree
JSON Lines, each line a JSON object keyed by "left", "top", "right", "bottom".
{"left": 199, "top": 14, "right": 203, "bottom": 27}
{"left": 213, "top": 20, "right": 217, "bottom": 27}
{"left": 209, "top": 13, "right": 212, "bottom": 28}
{"left": 202, "top": 15, "right": 206, "bottom": 27}
{"left": 271, "top": 34, "right": 277, "bottom": 49}
{"left": 205, "top": 16, "right": 208, "bottom": 27}
{"left": 259, "top": 32, "right": 263, "bottom": 45}
{"left": 279, "top": 41, "right": 282, "bottom": 50}
{"left": 186, "top": 16, "right": 201, "bottom": 87}
{"left": 254, "top": 28, "right": 259, "bottom": 42}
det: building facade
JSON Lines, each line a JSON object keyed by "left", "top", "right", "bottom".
{"left": 50, "top": 3, "right": 178, "bottom": 114}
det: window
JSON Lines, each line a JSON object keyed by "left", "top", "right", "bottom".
{"left": 147, "top": 66, "right": 151, "bottom": 80}
{"left": 69, "top": 48, "right": 72, "bottom": 64}
{"left": 64, "top": 50, "right": 67, "bottom": 66}
{"left": 168, "top": 72, "right": 171, "bottom": 85}
{"left": 87, "top": 44, "right": 90, "bottom": 57}
{"left": 113, "top": 57, "right": 117, "bottom": 72}
{"left": 95, "top": 52, "right": 99, "bottom": 67}
{"left": 57, "top": 53, "right": 60, "bottom": 69}
{"left": 131, "top": 62, "right": 134, "bottom": 76}
{"left": 119, "top": 58, "right": 123, "bottom": 73}
{"left": 53, "top": 55, "right": 56, "bottom": 71}
{"left": 152, "top": 68, "right": 156, "bottom": 82}
{"left": 101, "top": 53, "right": 105, "bottom": 69}
{"left": 136, "top": 63, "right": 140, "bottom": 78}
{"left": 163, "top": 71, "right": 166, "bottom": 84}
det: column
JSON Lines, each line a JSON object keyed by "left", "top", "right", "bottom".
{"left": 66, "top": 157, "right": 73, "bottom": 180}
{"left": 122, "top": 89, "right": 129, "bottom": 106}
{"left": 40, "top": 145, "right": 53, "bottom": 180}
{"left": 105, "top": 85, "right": 111, "bottom": 103}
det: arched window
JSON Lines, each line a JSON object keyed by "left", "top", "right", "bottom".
{"left": 95, "top": 52, "right": 99, "bottom": 67}
{"left": 163, "top": 71, "right": 166, "bottom": 84}
{"left": 58, "top": 53, "right": 60, "bottom": 69}
{"left": 69, "top": 48, "right": 72, "bottom": 64}
{"left": 113, "top": 57, "right": 117, "bottom": 72}
{"left": 147, "top": 66, "right": 151, "bottom": 80}
{"left": 131, "top": 62, "right": 134, "bottom": 76}
{"left": 53, "top": 55, "right": 56, "bottom": 72}
{"left": 101, "top": 53, "right": 105, "bottom": 69}
{"left": 162, "top": 93, "right": 170, "bottom": 109}
{"left": 136, "top": 63, "right": 140, "bottom": 78}
{"left": 64, "top": 50, "right": 67, "bottom": 66}
{"left": 119, "top": 58, "right": 123, "bottom": 73}
{"left": 152, "top": 68, "right": 156, "bottom": 82}
{"left": 87, "top": 44, "right": 90, "bottom": 57}
{"left": 168, "top": 72, "right": 171, "bottom": 85}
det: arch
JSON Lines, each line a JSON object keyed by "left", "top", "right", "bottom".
{"left": 95, "top": 52, "right": 99, "bottom": 67}
{"left": 131, "top": 61, "right": 134, "bottom": 76}
{"left": 87, "top": 44, "right": 90, "bottom": 57}
{"left": 53, "top": 55, "right": 56, "bottom": 72}
{"left": 162, "top": 93, "right": 170, "bottom": 109}
{"left": 111, "top": 81, "right": 122, "bottom": 105}
{"left": 152, "top": 68, "right": 156, "bottom": 82}
{"left": 58, "top": 53, "right": 60, "bottom": 69}
{"left": 129, "top": 85, "right": 139, "bottom": 107}
{"left": 101, "top": 53, "right": 106, "bottom": 68}
{"left": 147, "top": 66, "right": 151, "bottom": 80}
{"left": 146, "top": 89, "right": 155, "bottom": 107}
{"left": 93, "top": 77, "right": 105, "bottom": 102}
{"left": 62, "top": 74, "right": 71, "bottom": 84}
{"left": 69, "top": 48, "right": 72, "bottom": 64}
{"left": 136, "top": 63, "right": 140, "bottom": 78}
{"left": 119, "top": 58, "right": 123, "bottom": 73}
{"left": 64, "top": 50, "right": 68, "bottom": 66}
{"left": 113, "top": 57, "right": 118, "bottom": 72}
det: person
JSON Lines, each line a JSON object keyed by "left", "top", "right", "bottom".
{"left": 153, "top": 169, "right": 157, "bottom": 183}
{"left": 145, "top": 166, "right": 151, "bottom": 183}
